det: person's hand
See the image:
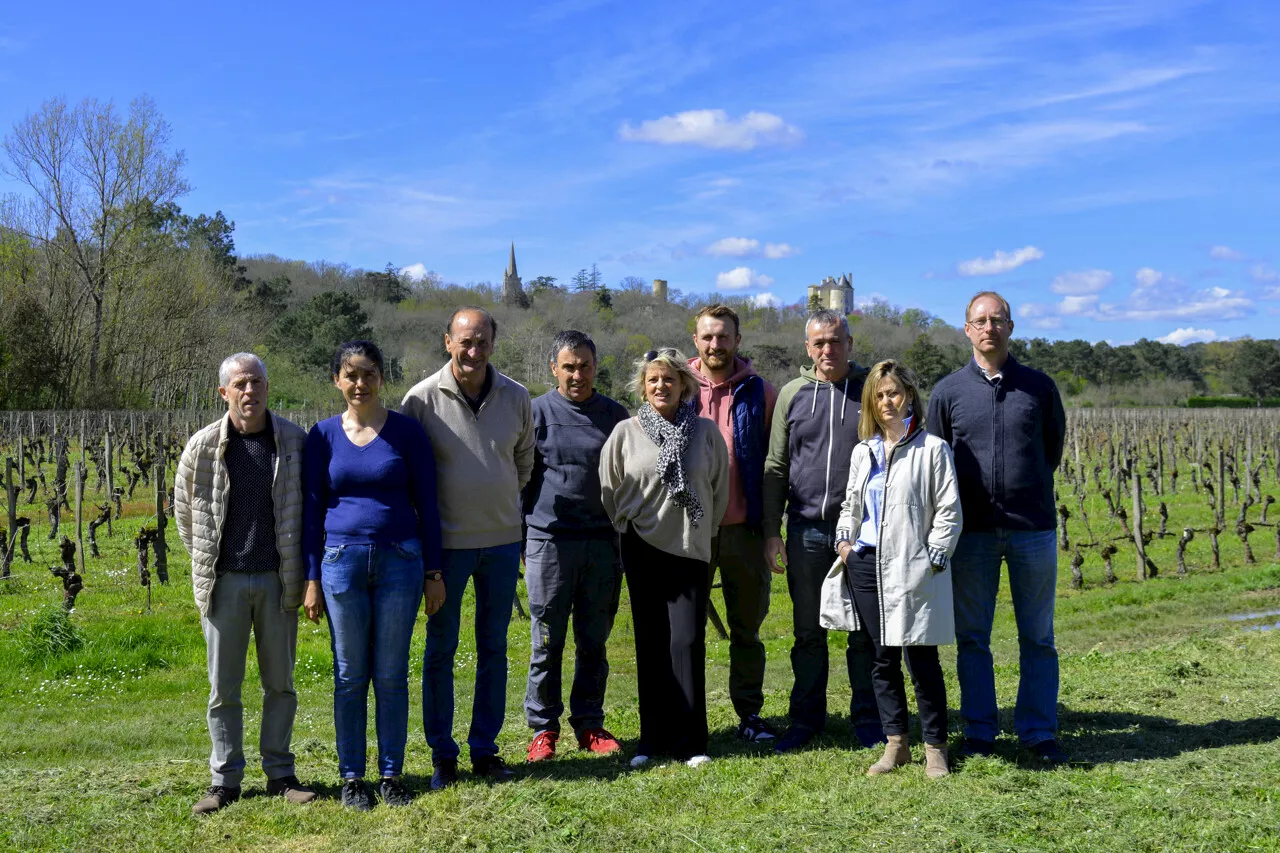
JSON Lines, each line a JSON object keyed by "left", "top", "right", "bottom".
{"left": 303, "top": 580, "right": 325, "bottom": 623}
{"left": 837, "top": 541, "right": 853, "bottom": 566}
{"left": 424, "top": 577, "right": 446, "bottom": 616}
{"left": 765, "top": 536, "right": 787, "bottom": 574}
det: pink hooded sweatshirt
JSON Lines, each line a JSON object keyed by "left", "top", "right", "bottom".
{"left": 689, "top": 355, "right": 778, "bottom": 527}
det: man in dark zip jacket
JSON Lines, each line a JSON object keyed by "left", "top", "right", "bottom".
{"left": 926, "top": 291, "right": 1068, "bottom": 764}
{"left": 763, "top": 309, "right": 885, "bottom": 752}
{"left": 690, "top": 304, "right": 779, "bottom": 743}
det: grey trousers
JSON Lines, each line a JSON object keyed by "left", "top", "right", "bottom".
{"left": 708, "top": 524, "right": 772, "bottom": 719}
{"left": 523, "top": 536, "right": 622, "bottom": 736}
{"left": 201, "top": 571, "right": 299, "bottom": 787}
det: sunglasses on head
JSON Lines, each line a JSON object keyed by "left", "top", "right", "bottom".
{"left": 644, "top": 348, "right": 678, "bottom": 361}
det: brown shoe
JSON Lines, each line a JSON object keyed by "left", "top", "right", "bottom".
{"left": 192, "top": 785, "right": 241, "bottom": 815}
{"left": 924, "top": 744, "right": 950, "bottom": 778}
{"left": 266, "top": 775, "right": 317, "bottom": 804}
{"left": 866, "top": 734, "right": 911, "bottom": 776}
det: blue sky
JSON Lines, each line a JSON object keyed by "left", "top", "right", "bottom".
{"left": 2, "top": 0, "right": 1278, "bottom": 344}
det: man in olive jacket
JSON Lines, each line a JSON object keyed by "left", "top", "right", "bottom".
{"left": 175, "top": 353, "right": 314, "bottom": 815}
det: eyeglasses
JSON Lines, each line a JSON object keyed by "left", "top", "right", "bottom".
{"left": 644, "top": 348, "right": 678, "bottom": 361}
{"left": 966, "top": 316, "right": 1009, "bottom": 330}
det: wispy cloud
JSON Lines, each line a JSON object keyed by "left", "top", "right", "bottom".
{"left": 1023, "top": 285, "right": 1253, "bottom": 324}
{"left": 752, "top": 292, "right": 783, "bottom": 307}
{"left": 1135, "top": 267, "right": 1164, "bottom": 287}
{"left": 620, "top": 110, "right": 803, "bottom": 151}
{"left": 1209, "top": 244, "right": 1245, "bottom": 261}
{"left": 1158, "top": 327, "right": 1221, "bottom": 345}
{"left": 1050, "top": 269, "right": 1112, "bottom": 295}
{"left": 957, "top": 246, "right": 1044, "bottom": 277}
{"left": 715, "top": 266, "right": 774, "bottom": 290}
{"left": 706, "top": 237, "right": 797, "bottom": 259}
{"left": 1251, "top": 264, "right": 1279, "bottom": 283}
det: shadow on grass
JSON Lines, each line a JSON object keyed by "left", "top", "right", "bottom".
{"left": 1059, "top": 708, "right": 1280, "bottom": 764}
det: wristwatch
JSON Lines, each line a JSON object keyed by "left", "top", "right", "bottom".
{"left": 425, "top": 570, "right": 444, "bottom": 582}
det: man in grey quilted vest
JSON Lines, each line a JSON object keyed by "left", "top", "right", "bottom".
{"left": 175, "top": 353, "right": 315, "bottom": 815}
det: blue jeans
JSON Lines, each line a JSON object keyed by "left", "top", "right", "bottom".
{"left": 321, "top": 540, "right": 424, "bottom": 779}
{"left": 423, "top": 542, "right": 521, "bottom": 762}
{"left": 950, "top": 528, "right": 1058, "bottom": 746}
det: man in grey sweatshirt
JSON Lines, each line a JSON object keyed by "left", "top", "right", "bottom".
{"left": 401, "top": 306, "right": 535, "bottom": 788}
{"left": 521, "top": 331, "right": 630, "bottom": 763}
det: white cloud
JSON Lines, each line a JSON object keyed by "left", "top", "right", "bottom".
{"left": 1209, "top": 245, "right": 1245, "bottom": 261}
{"left": 1135, "top": 267, "right": 1163, "bottom": 287}
{"left": 1250, "top": 264, "right": 1279, "bottom": 283}
{"left": 619, "top": 109, "right": 803, "bottom": 151}
{"left": 715, "top": 267, "right": 774, "bottom": 290}
{"left": 1158, "top": 327, "right": 1220, "bottom": 345}
{"left": 752, "top": 293, "right": 783, "bottom": 308}
{"left": 956, "top": 246, "right": 1044, "bottom": 277}
{"left": 1059, "top": 295, "right": 1100, "bottom": 315}
{"left": 707, "top": 237, "right": 760, "bottom": 257}
{"left": 1050, "top": 269, "right": 1113, "bottom": 295}
{"left": 706, "top": 237, "right": 798, "bottom": 259}
{"left": 399, "top": 262, "right": 431, "bottom": 281}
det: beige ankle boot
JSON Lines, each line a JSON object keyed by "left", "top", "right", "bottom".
{"left": 924, "top": 744, "right": 950, "bottom": 778}
{"left": 866, "top": 734, "right": 911, "bottom": 776}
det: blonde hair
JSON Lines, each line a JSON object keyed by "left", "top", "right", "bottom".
{"left": 858, "top": 360, "right": 923, "bottom": 440}
{"left": 630, "top": 347, "right": 699, "bottom": 405}
{"left": 965, "top": 291, "right": 1012, "bottom": 323}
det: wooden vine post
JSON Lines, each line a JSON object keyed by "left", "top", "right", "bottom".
{"left": 154, "top": 454, "right": 169, "bottom": 584}
{"left": 104, "top": 429, "right": 113, "bottom": 537}
{"left": 2, "top": 458, "right": 17, "bottom": 579}
{"left": 1131, "top": 459, "right": 1147, "bottom": 581}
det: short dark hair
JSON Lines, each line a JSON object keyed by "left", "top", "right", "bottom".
{"left": 331, "top": 340, "right": 385, "bottom": 378}
{"left": 446, "top": 306, "right": 498, "bottom": 339}
{"left": 550, "top": 330, "right": 597, "bottom": 363}
{"left": 694, "top": 303, "right": 740, "bottom": 336}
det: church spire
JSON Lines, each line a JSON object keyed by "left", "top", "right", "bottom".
{"left": 506, "top": 242, "right": 518, "bottom": 279}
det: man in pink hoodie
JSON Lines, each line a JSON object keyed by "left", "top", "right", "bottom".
{"left": 690, "top": 304, "right": 780, "bottom": 742}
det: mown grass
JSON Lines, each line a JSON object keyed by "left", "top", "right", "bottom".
{"left": 0, "top": 447, "right": 1279, "bottom": 851}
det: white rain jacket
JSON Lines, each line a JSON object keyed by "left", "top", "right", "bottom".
{"left": 835, "top": 426, "right": 963, "bottom": 646}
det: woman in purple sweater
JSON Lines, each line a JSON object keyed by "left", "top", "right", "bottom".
{"left": 302, "top": 340, "right": 443, "bottom": 810}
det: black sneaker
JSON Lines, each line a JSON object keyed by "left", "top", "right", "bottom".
{"left": 430, "top": 758, "right": 459, "bottom": 791}
{"left": 472, "top": 754, "right": 515, "bottom": 781}
{"left": 773, "top": 725, "right": 817, "bottom": 754}
{"left": 192, "top": 785, "right": 240, "bottom": 815}
{"left": 963, "top": 737, "right": 996, "bottom": 758}
{"left": 1028, "top": 739, "right": 1069, "bottom": 765}
{"left": 737, "top": 714, "right": 778, "bottom": 743}
{"left": 379, "top": 777, "right": 413, "bottom": 807}
{"left": 340, "top": 779, "right": 374, "bottom": 811}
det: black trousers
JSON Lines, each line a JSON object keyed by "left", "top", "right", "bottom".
{"left": 621, "top": 527, "right": 709, "bottom": 759}
{"left": 847, "top": 549, "right": 949, "bottom": 745}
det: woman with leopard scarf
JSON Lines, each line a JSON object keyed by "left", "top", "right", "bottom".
{"left": 600, "top": 348, "right": 729, "bottom": 769}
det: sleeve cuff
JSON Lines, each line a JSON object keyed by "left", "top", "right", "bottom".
{"left": 927, "top": 545, "right": 950, "bottom": 572}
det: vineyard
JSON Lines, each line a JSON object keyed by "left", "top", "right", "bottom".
{"left": 1, "top": 407, "right": 1279, "bottom": 852}
{"left": 2, "top": 407, "right": 1277, "bottom": 607}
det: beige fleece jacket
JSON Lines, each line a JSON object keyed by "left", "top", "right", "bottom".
{"left": 401, "top": 362, "right": 534, "bottom": 549}
{"left": 599, "top": 416, "right": 730, "bottom": 563}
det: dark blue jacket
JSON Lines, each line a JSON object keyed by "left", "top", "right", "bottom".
{"left": 695, "top": 374, "right": 768, "bottom": 528}
{"left": 926, "top": 356, "right": 1065, "bottom": 532}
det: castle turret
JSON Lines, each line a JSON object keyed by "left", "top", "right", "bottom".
{"left": 653, "top": 278, "right": 668, "bottom": 302}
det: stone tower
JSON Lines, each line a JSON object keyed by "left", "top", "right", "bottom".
{"left": 806, "top": 273, "right": 854, "bottom": 313}
{"left": 501, "top": 243, "right": 529, "bottom": 308}
{"left": 652, "top": 278, "right": 668, "bottom": 302}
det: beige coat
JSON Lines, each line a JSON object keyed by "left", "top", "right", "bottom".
{"left": 174, "top": 412, "right": 307, "bottom": 617}
{"left": 835, "top": 428, "right": 962, "bottom": 646}
{"left": 599, "top": 416, "right": 730, "bottom": 563}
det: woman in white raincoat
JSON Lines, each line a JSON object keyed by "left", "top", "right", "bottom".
{"left": 834, "top": 360, "right": 962, "bottom": 778}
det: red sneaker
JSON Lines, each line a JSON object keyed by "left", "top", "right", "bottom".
{"left": 577, "top": 728, "right": 622, "bottom": 755}
{"left": 527, "top": 730, "right": 558, "bottom": 763}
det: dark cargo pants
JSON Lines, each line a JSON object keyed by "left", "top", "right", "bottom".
{"left": 708, "top": 523, "right": 772, "bottom": 720}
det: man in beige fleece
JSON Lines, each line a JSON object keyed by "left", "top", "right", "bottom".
{"left": 401, "top": 306, "right": 535, "bottom": 789}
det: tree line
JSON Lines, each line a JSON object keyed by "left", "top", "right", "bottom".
{"left": 2, "top": 96, "right": 1278, "bottom": 411}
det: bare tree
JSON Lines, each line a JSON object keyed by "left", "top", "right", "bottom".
{"left": 2, "top": 96, "right": 189, "bottom": 399}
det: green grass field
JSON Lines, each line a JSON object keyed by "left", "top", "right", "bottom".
{"left": 1, "top": 445, "right": 1279, "bottom": 851}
